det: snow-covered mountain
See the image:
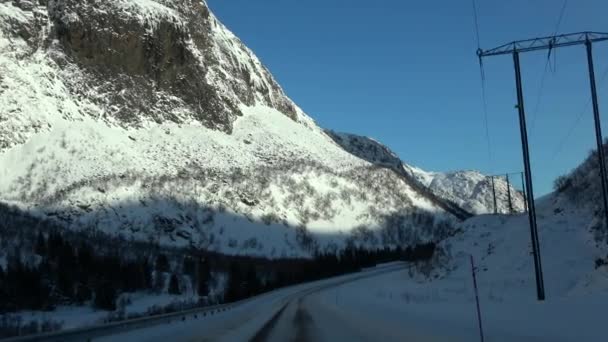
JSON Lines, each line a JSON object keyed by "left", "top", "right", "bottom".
{"left": 3, "top": 2, "right": 607, "bottom": 338}
{"left": 327, "top": 131, "right": 525, "bottom": 215}
{"left": 0, "top": 0, "right": 308, "bottom": 150}
{"left": 425, "top": 170, "right": 526, "bottom": 215}
{"left": 0, "top": 0, "right": 459, "bottom": 258}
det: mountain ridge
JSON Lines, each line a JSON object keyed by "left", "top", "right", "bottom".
{"left": 1, "top": 0, "right": 506, "bottom": 258}
{"left": 327, "top": 130, "right": 526, "bottom": 216}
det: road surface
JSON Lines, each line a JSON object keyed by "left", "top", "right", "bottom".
{"left": 97, "top": 262, "right": 440, "bottom": 342}
{"left": 248, "top": 279, "right": 437, "bottom": 342}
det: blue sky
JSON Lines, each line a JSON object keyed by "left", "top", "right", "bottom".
{"left": 208, "top": 0, "right": 608, "bottom": 196}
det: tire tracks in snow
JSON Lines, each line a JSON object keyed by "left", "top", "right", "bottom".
{"left": 249, "top": 264, "right": 405, "bottom": 342}
{"left": 250, "top": 303, "right": 290, "bottom": 342}
{"left": 292, "top": 298, "right": 314, "bottom": 342}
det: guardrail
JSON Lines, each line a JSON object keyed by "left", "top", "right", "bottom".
{"left": 1, "top": 262, "right": 405, "bottom": 342}
{"left": 1, "top": 296, "right": 253, "bottom": 342}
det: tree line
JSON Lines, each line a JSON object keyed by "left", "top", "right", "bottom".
{"left": 0, "top": 228, "right": 437, "bottom": 313}
{"left": 222, "top": 243, "right": 436, "bottom": 303}
{"left": 0, "top": 231, "right": 213, "bottom": 313}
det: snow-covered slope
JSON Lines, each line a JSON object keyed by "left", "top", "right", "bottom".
{"left": 553, "top": 141, "right": 608, "bottom": 240}
{"left": 425, "top": 170, "right": 525, "bottom": 215}
{"left": 0, "top": 0, "right": 456, "bottom": 258}
{"left": 401, "top": 164, "right": 437, "bottom": 188}
{"left": 0, "top": 0, "right": 311, "bottom": 151}
{"left": 453, "top": 194, "right": 603, "bottom": 299}
{"left": 440, "top": 143, "right": 608, "bottom": 304}
{"left": 326, "top": 131, "right": 472, "bottom": 220}
{"left": 297, "top": 147, "right": 608, "bottom": 342}
{"left": 327, "top": 131, "right": 525, "bottom": 215}
{"left": 326, "top": 131, "right": 403, "bottom": 169}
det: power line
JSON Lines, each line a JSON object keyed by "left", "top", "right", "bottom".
{"left": 552, "top": 0, "right": 569, "bottom": 36}
{"left": 472, "top": 0, "right": 493, "bottom": 172}
{"left": 529, "top": 58, "right": 552, "bottom": 134}
{"left": 529, "top": 0, "right": 568, "bottom": 135}
{"left": 471, "top": 0, "right": 482, "bottom": 51}
{"left": 548, "top": 64, "right": 608, "bottom": 164}
{"left": 480, "top": 75, "right": 494, "bottom": 170}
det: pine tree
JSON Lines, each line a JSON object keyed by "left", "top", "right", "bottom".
{"left": 77, "top": 242, "right": 93, "bottom": 285}
{"left": 47, "top": 231, "right": 64, "bottom": 260}
{"left": 0, "top": 264, "right": 6, "bottom": 312}
{"left": 139, "top": 258, "right": 152, "bottom": 291}
{"left": 225, "top": 263, "right": 243, "bottom": 302}
{"left": 155, "top": 254, "right": 170, "bottom": 273}
{"left": 56, "top": 240, "right": 76, "bottom": 299}
{"left": 196, "top": 258, "right": 210, "bottom": 297}
{"left": 183, "top": 256, "right": 195, "bottom": 277}
{"left": 75, "top": 282, "right": 92, "bottom": 304}
{"left": 94, "top": 281, "right": 117, "bottom": 311}
{"left": 245, "top": 265, "right": 260, "bottom": 296}
{"left": 35, "top": 231, "right": 47, "bottom": 256}
{"left": 153, "top": 271, "right": 165, "bottom": 293}
{"left": 168, "top": 274, "right": 181, "bottom": 295}
{"left": 121, "top": 262, "right": 139, "bottom": 292}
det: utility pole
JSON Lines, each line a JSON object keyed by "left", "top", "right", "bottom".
{"left": 491, "top": 176, "right": 497, "bottom": 214}
{"left": 506, "top": 173, "right": 513, "bottom": 214}
{"left": 585, "top": 39, "right": 608, "bottom": 232}
{"left": 513, "top": 50, "right": 545, "bottom": 300}
{"left": 478, "top": 31, "right": 608, "bottom": 300}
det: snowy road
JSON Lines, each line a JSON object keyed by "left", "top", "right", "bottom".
{"left": 82, "top": 257, "right": 602, "bottom": 342}
{"left": 97, "top": 262, "right": 413, "bottom": 342}
{"left": 249, "top": 282, "right": 438, "bottom": 342}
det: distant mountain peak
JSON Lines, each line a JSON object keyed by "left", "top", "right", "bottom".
{"left": 328, "top": 131, "right": 525, "bottom": 215}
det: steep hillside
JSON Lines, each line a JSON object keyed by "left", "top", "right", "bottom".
{"left": 0, "top": 0, "right": 455, "bottom": 258}
{"left": 310, "top": 144, "right": 608, "bottom": 342}
{"left": 0, "top": 0, "right": 307, "bottom": 150}
{"left": 426, "top": 170, "right": 525, "bottom": 215}
{"left": 447, "top": 185, "right": 607, "bottom": 303}
{"left": 328, "top": 131, "right": 525, "bottom": 216}
{"left": 437, "top": 142, "right": 608, "bottom": 306}
{"left": 554, "top": 141, "right": 608, "bottom": 241}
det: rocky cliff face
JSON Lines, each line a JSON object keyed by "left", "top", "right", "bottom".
{"left": 326, "top": 131, "right": 473, "bottom": 219}
{"left": 1, "top": 0, "right": 303, "bottom": 151}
